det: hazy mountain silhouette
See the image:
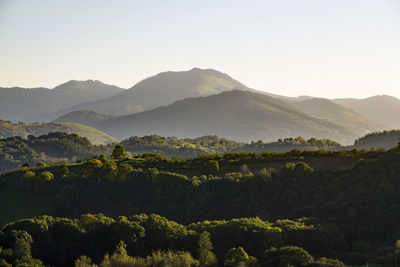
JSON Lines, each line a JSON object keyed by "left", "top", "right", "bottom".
{"left": 285, "top": 98, "right": 386, "bottom": 134}
{"left": 60, "top": 68, "right": 249, "bottom": 116}
{"left": 334, "top": 95, "right": 400, "bottom": 129}
{"left": 0, "top": 80, "right": 123, "bottom": 122}
{"left": 91, "top": 90, "right": 361, "bottom": 144}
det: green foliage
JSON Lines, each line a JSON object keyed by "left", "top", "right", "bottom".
{"left": 262, "top": 246, "right": 314, "bottom": 267}
{"left": 197, "top": 231, "right": 218, "bottom": 267}
{"left": 75, "top": 255, "right": 98, "bottom": 267}
{"left": 1, "top": 144, "right": 400, "bottom": 266}
{"left": 0, "top": 132, "right": 111, "bottom": 172}
{"left": 120, "top": 135, "right": 344, "bottom": 159}
{"left": 224, "top": 247, "right": 258, "bottom": 267}
{"left": 112, "top": 145, "right": 127, "bottom": 160}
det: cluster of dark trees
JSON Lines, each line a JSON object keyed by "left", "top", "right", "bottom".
{"left": 0, "top": 132, "right": 111, "bottom": 172}
{"left": 0, "top": 213, "right": 345, "bottom": 266}
{"left": 1, "top": 144, "right": 400, "bottom": 265}
{"left": 354, "top": 130, "right": 400, "bottom": 150}
{"left": 120, "top": 135, "right": 344, "bottom": 158}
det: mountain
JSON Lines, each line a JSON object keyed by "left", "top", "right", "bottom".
{"left": 333, "top": 95, "right": 400, "bottom": 129}
{"left": 60, "top": 68, "right": 249, "bottom": 116}
{"left": 0, "top": 80, "right": 124, "bottom": 122}
{"left": 53, "top": 110, "right": 115, "bottom": 128}
{"left": 0, "top": 120, "right": 119, "bottom": 144}
{"left": 284, "top": 98, "right": 385, "bottom": 134}
{"left": 93, "top": 90, "right": 360, "bottom": 144}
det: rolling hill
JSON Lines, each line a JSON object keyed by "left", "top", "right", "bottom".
{"left": 0, "top": 80, "right": 124, "bottom": 122}
{"left": 60, "top": 68, "right": 249, "bottom": 116}
{"left": 0, "top": 120, "right": 119, "bottom": 144}
{"left": 94, "top": 90, "right": 360, "bottom": 144}
{"left": 334, "top": 95, "right": 400, "bottom": 129}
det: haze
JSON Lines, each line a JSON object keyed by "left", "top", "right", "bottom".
{"left": 1, "top": 0, "right": 400, "bottom": 99}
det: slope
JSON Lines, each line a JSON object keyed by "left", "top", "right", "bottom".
{"left": 334, "top": 95, "right": 400, "bottom": 129}
{"left": 96, "top": 90, "right": 360, "bottom": 144}
{"left": 0, "top": 120, "right": 119, "bottom": 144}
{"left": 60, "top": 68, "right": 249, "bottom": 116}
{"left": 53, "top": 110, "right": 115, "bottom": 128}
{"left": 0, "top": 80, "right": 124, "bottom": 122}
{"left": 285, "top": 98, "right": 385, "bottom": 135}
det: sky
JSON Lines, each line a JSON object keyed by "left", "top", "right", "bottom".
{"left": 0, "top": 0, "right": 400, "bottom": 99}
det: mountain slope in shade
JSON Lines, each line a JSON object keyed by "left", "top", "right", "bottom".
{"left": 284, "top": 98, "right": 386, "bottom": 134}
{"left": 0, "top": 80, "right": 124, "bottom": 122}
{"left": 95, "top": 90, "right": 360, "bottom": 144}
{"left": 60, "top": 68, "right": 249, "bottom": 116}
{"left": 334, "top": 95, "right": 400, "bottom": 129}
{"left": 53, "top": 110, "right": 115, "bottom": 128}
{"left": 0, "top": 120, "right": 119, "bottom": 144}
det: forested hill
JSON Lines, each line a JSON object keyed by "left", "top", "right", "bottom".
{"left": 354, "top": 130, "right": 400, "bottom": 150}
{"left": 0, "top": 132, "right": 111, "bottom": 171}
{"left": 1, "top": 147, "right": 400, "bottom": 266}
{"left": 0, "top": 119, "right": 118, "bottom": 145}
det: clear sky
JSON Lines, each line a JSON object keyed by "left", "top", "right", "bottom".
{"left": 0, "top": 0, "right": 400, "bottom": 99}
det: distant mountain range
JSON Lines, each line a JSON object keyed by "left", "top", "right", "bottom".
{"left": 0, "top": 80, "right": 123, "bottom": 122}
{"left": 1, "top": 67, "right": 399, "bottom": 144}
{"left": 334, "top": 95, "right": 400, "bottom": 129}
{"left": 58, "top": 68, "right": 249, "bottom": 116}
{"left": 73, "top": 90, "right": 366, "bottom": 144}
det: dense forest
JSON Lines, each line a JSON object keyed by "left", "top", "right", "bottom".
{"left": 1, "top": 141, "right": 400, "bottom": 266}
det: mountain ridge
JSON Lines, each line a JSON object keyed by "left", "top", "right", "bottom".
{"left": 92, "top": 89, "right": 360, "bottom": 144}
{"left": 0, "top": 80, "right": 124, "bottom": 122}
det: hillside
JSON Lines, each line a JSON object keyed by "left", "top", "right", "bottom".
{"left": 60, "top": 68, "right": 249, "bottom": 116}
{"left": 354, "top": 130, "right": 400, "bottom": 150}
{"left": 0, "top": 120, "right": 119, "bottom": 145}
{"left": 95, "top": 90, "right": 359, "bottom": 144}
{"left": 52, "top": 110, "right": 115, "bottom": 128}
{"left": 0, "top": 132, "right": 111, "bottom": 171}
{"left": 285, "top": 98, "right": 385, "bottom": 134}
{"left": 0, "top": 80, "right": 123, "bottom": 122}
{"left": 0, "top": 147, "right": 398, "bottom": 266}
{"left": 334, "top": 95, "right": 400, "bottom": 129}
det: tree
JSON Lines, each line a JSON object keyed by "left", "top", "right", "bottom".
{"left": 224, "top": 247, "right": 258, "bottom": 267}
{"left": 112, "top": 145, "right": 127, "bottom": 160}
{"left": 197, "top": 231, "right": 218, "bottom": 267}
{"left": 82, "top": 159, "right": 103, "bottom": 177}
{"left": 204, "top": 160, "right": 219, "bottom": 174}
{"left": 262, "top": 246, "right": 314, "bottom": 267}
{"left": 75, "top": 255, "right": 98, "bottom": 267}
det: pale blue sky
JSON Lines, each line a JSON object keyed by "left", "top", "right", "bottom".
{"left": 1, "top": 0, "right": 400, "bottom": 98}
